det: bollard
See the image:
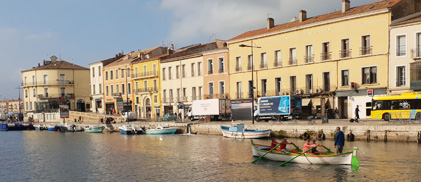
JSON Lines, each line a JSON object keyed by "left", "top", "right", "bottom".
{"left": 367, "top": 130, "right": 371, "bottom": 142}
{"left": 418, "top": 131, "right": 421, "bottom": 144}
{"left": 384, "top": 130, "right": 388, "bottom": 143}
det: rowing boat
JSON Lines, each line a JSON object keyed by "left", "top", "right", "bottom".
{"left": 220, "top": 124, "right": 271, "bottom": 139}
{"left": 251, "top": 140, "right": 357, "bottom": 165}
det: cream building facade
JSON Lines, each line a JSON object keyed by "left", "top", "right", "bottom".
{"left": 21, "top": 56, "right": 90, "bottom": 113}
{"left": 227, "top": 0, "right": 421, "bottom": 119}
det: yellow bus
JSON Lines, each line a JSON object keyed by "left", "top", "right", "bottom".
{"left": 371, "top": 93, "right": 421, "bottom": 121}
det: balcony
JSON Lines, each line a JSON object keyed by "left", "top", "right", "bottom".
{"left": 208, "top": 70, "right": 213, "bottom": 75}
{"left": 360, "top": 46, "right": 372, "bottom": 55}
{"left": 37, "top": 93, "right": 75, "bottom": 100}
{"left": 340, "top": 50, "right": 351, "bottom": 58}
{"left": 321, "top": 52, "right": 331, "bottom": 61}
{"left": 304, "top": 55, "right": 314, "bottom": 63}
{"left": 112, "top": 92, "right": 122, "bottom": 97}
{"left": 288, "top": 57, "right": 297, "bottom": 65}
{"left": 235, "top": 92, "right": 243, "bottom": 99}
{"left": 218, "top": 68, "right": 224, "bottom": 73}
{"left": 22, "top": 80, "right": 74, "bottom": 87}
{"left": 235, "top": 66, "right": 242, "bottom": 72}
{"left": 273, "top": 60, "right": 282, "bottom": 67}
{"left": 132, "top": 71, "right": 159, "bottom": 79}
{"left": 411, "top": 48, "right": 421, "bottom": 59}
{"left": 134, "top": 87, "right": 157, "bottom": 94}
{"left": 260, "top": 63, "right": 267, "bottom": 69}
{"left": 247, "top": 65, "right": 252, "bottom": 71}
{"left": 204, "top": 94, "right": 214, "bottom": 99}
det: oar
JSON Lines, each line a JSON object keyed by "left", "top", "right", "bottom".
{"left": 280, "top": 147, "right": 313, "bottom": 167}
{"left": 252, "top": 143, "right": 281, "bottom": 164}
{"left": 322, "top": 146, "right": 333, "bottom": 153}
{"left": 344, "top": 148, "right": 359, "bottom": 151}
{"left": 292, "top": 143, "right": 302, "bottom": 152}
{"left": 351, "top": 147, "right": 359, "bottom": 172}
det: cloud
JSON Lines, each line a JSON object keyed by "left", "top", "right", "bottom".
{"left": 160, "top": 0, "right": 379, "bottom": 47}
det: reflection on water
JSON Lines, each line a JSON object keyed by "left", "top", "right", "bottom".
{"left": 0, "top": 131, "right": 419, "bottom": 181}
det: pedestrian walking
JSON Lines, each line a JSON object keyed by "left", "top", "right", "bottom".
{"left": 355, "top": 105, "right": 360, "bottom": 123}
{"left": 334, "top": 127, "right": 345, "bottom": 154}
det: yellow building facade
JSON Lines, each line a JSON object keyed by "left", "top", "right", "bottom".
{"left": 228, "top": 0, "right": 421, "bottom": 119}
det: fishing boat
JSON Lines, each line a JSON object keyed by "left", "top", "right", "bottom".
{"left": 34, "top": 124, "right": 48, "bottom": 130}
{"left": 146, "top": 126, "right": 176, "bottom": 135}
{"left": 84, "top": 126, "right": 105, "bottom": 133}
{"left": 0, "top": 123, "right": 33, "bottom": 131}
{"left": 66, "top": 124, "right": 84, "bottom": 132}
{"left": 118, "top": 125, "right": 135, "bottom": 134}
{"left": 251, "top": 140, "right": 358, "bottom": 165}
{"left": 220, "top": 123, "right": 271, "bottom": 139}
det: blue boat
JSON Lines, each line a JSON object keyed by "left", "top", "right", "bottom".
{"left": 0, "top": 123, "right": 33, "bottom": 131}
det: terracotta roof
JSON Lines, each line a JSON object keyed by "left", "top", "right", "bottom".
{"left": 228, "top": 0, "right": 401, "bottom": 42}
{"left": 391, "top": 13, "right": 421, "bottom": 26}
{"left": 105, "top": 47, "right": 164, "bottom": 68}
{"left": 161, "top": 52, "right": 202, "bottom": 63}
{"left": 101, "top": 54, "right": 125, "bottom": 66}
{"left": 22, "top": 60, "right": 88, "bottom": 72}
{"left": 131, "top": 53, "right": 169, "bottom": 64}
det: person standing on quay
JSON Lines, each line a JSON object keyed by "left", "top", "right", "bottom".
{"left": 355, "top": 105, "right": 360, "bottom": 123}
{"left": 334, "top": 127, "right": 345, "bottom": 154}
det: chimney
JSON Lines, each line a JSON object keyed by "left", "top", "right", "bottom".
{"left": 299, "top": 10, "right": 307, "bottom": 22}
{"left": 267, "top": 17, "right": 274, "bottom": 29}
{"left": 50, "top": 55, "right": 58, "bottom": 62}
{"left": 170, "top": 44, "right": 174, "bottom": 51}
{"left": 342, "top": 0, "right": 350, "bottom": 13}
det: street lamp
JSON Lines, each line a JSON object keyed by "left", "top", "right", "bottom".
{"left": 119, "top": 68, "right": 130, "bottom": 122}
{"left": 239, "top": 40, "right": 261, "bottom": 124}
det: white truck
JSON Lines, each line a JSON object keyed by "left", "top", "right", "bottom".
{"left": 122, "top": 112, "right": 137, "bottom": 121}
{"left": 187, "top": 99, "right": 231, "bottom": 121}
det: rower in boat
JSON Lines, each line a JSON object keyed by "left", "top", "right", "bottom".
{"left": 303, "top": 139, "right": 323, "bottom": 155}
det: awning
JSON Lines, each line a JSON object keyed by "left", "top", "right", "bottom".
{"left": 312, "top": 99, "right": 321, "bottom": 106}
{"left": 302, "top": 98, "right": 312, "bottom": 106}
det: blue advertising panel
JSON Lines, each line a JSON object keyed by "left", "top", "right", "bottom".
{"left": 258, "top": 96, "right": 290, "bottom": 115}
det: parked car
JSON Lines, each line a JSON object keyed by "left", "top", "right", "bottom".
{"left": 162, "top": 113, "right": 177, "bottom": 121}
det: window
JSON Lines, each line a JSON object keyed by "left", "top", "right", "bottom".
{"left": 144, "top": 81, "right": 147, "bottom": 91}
{"left": 135, "top": 82, "right": 139, "bottom": 93}
{"left": 198, "top": 87, "right": 202, "bottom": 100}
{"left": 92, "top": 67, "right": 95, "bottom": 77}
{"left": 305, "top": 45, "right": 313, "bottom": 63}
{"left": 134, "top": 67, "right": 138, "bottom": 78}
{"left": 44, "top": 88, "right": 48, "bottom": 97}
{"left": 105, "top": 71, "right": 108, "bottom": 80}
{"left": 60, "top": 87, "right": 65, "bottom": 96}
{"left": 93, "top": 84, "right": 96, "bottom": 95}
{"left": 341, "top": 70, "right": 349, "bottom": 86}
{"left": 176, "top": 65, "right": 180, "bottom": 78}
{"left": 248, "top": 80, "right": 253, "bottom": 98}
{"left": 99, "top": 66, "right": 101, "bottom": 76}
{"left": 218, "top": 57, "right": 224, "bottom": 73}
{"left": 43, "top": 74, "right": 48, "bottom": 84}
{"left": 361, "top": 35, "right": 371, "bottom": 55}
{"left": 168, "top": 67, "right": 172, "bottom": 80}
{"left": 162, "top": 68, "right": 166, "bottom": 80}
{"left": 33, "top": 88, "right": 36, "bottom": 97}
{"left": 153, "top": 79, "right": 157, "bottom": 91}
{"left": 236, "top": 56, "right": 242, "bottom": 71}
{"left": 128, "top": 83, "right": 131, "bottom": 94}
{"left": 261, "top": 79, "right": 267, "bottom": 96}
{"left": 236, "top": 82, "right": 242, "bottom": 99}
{"left": 182, "top": 64, "right": 186, "bottom": 78}
{"left": 191, "top": 63, "right": 195, "bottom": 77}
{"left": 127, "top": 68, "right": 131, "bottom": 77}
{"left": 417, "top": 33, "right": 421, "bottom": 57}
{"left": 322, "top": 42, "right": 330, "bottom": 60}
{"left": 260, "top": 53, "right": 267, "bottom": 69}
{"left": 106, "top": 86, "right": 109, "bottom": 96}
{"left": 396, "top": 66, "right": 406, "bottom": 86}
{"left": 323, "top": 72, "right": 330, "bottom": 92}
{"left": 208, "top": 59, "right": 213, "bottom": 74}
{"left": 110, "top": 70, "right": 113, "bottom": 80}
{"left": 59, "top": 74, "right": 65, "bottom": 84}
{"left": 208, "top": 82, "right": 214, "bottom": 96}
{"left": 219, "top": 81, "right": 225, "bottom": 95}
{"left": 121, "top": 69, "right": 124, "bottom": 78}
{"left": 116, "top": 70, "right": 118, "bottom": 79}
{"left": 306, "top": 74, "right": 313, "bottom": 94}
{"left": 153, "top": 64, "right": 157, "bottom": 76}
{"left": 183, "top": 88, "right": 187, "bottom": 100}
{"left": 197, "top": 62, "right": 202, "bottom": 76}
{"left": 154, "top": 95, "right": 158, "bottom": 103}
{"left": 275, "top": 78, "right": 281, "bottom": 96}
{"left": 25, "top": 89, "right": 27, "bottom": 98}
{"left": 274, "top": 50, "right": 281, "bottom": 67}
{"left": 192, "top": 87, "right": 196, "bottom": 100}
{"left": 396, "top": 35, "right": 406, "bottom": 56}
{"left": 169, "top": 89, "right": 173, "bottom": 101}
{"left": 290, "top": 76, "right": 296, "bottom": 94}
{"left": 163, "top": 90, "right": 167, "bottom": 102}
{"left": 177, "top": 88, "right": 180, "bottom": 101}
{"left": 32, "top": 76, "right": 35, "bottom": 85}
{"left": 24, "top": 76, "right": 27, "bottom": 85}
{"left": 143, "top": 65, "right": 147, "bottom": 77}
{"left": 247, "top": 55, "right": 253, "bottom": 70}
{"left": 111, "top": 85, "right": 114, "bottom": 94}
{"left": 136, "top": 97, "right": 139, "bottom": 104}
{"left": 341, "top": 39, "right": 350, "bottom": 58}
{"left": 362, "top": 66, "right": 377, "bottom": 84}
{"left": 99, "top": 84, "right": 102, "bottom": 94}
{"left": 116, "top": 84, "right": 119, "bottom": 93}
{"left": 122, "top": 84, "right": 125, "bottom": 95}
{"left": 289, "top": 48, "right": 296, "bottom": 65}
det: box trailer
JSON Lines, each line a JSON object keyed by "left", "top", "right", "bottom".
{"left": 256, "top": 96, "right": 302, "bottom": 121}
{"left": 187, "top": 99, "right": 231, "bottom": 121}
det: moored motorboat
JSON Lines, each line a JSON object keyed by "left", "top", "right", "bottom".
{"left": 66, "top": 124, "right": 84, "bottom": 132}
{"left": 84, "top": 126, "right": 105, "bottom": 133}
{"left": 118, "top": 125, "right": 135, "bottom": 134}
{"left": 220, "top": 123, "right": 271, "bottom": 139}
{"left": 34, "top": 124, "right": 48, "bottom": 130}
{"left": 146, "top": 126, "right": 176, "bottom": 135}
{"left": 251, "top": 140, "right": 358, "bottom": 165}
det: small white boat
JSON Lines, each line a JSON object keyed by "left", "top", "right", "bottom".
{"left": 84, "top": 126, "right": 105, "bottom": 133}
{"left": 251, "top": 140, "right": 358, "bottom": 165}
{"left": 221, "top": 123, "right": 271, "bottom": 139}
{"left": 66, "top": 124, "right": 84, "bottom": 132}
{"left": 34, "top": 124, "right": 48, "bottom": 130}
{"left": 118, "top": 125, "right": 136, "bottom": 134}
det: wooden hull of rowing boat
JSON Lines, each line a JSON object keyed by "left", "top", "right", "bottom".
{"left": 251, "top": 141, "right": 353, "bottom": 165}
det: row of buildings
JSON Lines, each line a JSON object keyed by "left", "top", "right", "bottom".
{"left": 20, "top": 0, "right": 421, "bottom": 120}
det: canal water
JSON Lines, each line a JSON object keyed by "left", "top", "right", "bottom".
{"left": 0, "top": 131, "right": 419, "bottom": 181}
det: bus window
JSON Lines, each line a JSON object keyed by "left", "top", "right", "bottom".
{"left": 373, "top": 100, "right": 384, "bottom": 110}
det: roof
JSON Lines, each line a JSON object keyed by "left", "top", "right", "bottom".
{"left": 22, "top": 60, "right": 89, "bottom": 72}
{"left": 160, "top": 40, "right": 226, "bottom": 63}
{"left": 391, "top": 12, "right": 421, "bottom": 26}
{"left": 105, "top": 47, "right": 158, "bottom": 68}
{"left": 228, "top": 0, "right": 401, "bottom": 42}
{"left": 131, "top": 53, "right": 168, "bottom": 64}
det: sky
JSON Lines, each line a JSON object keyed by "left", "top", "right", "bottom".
{"left": 0, "top": 0, "right": 379, "bottom": 100}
